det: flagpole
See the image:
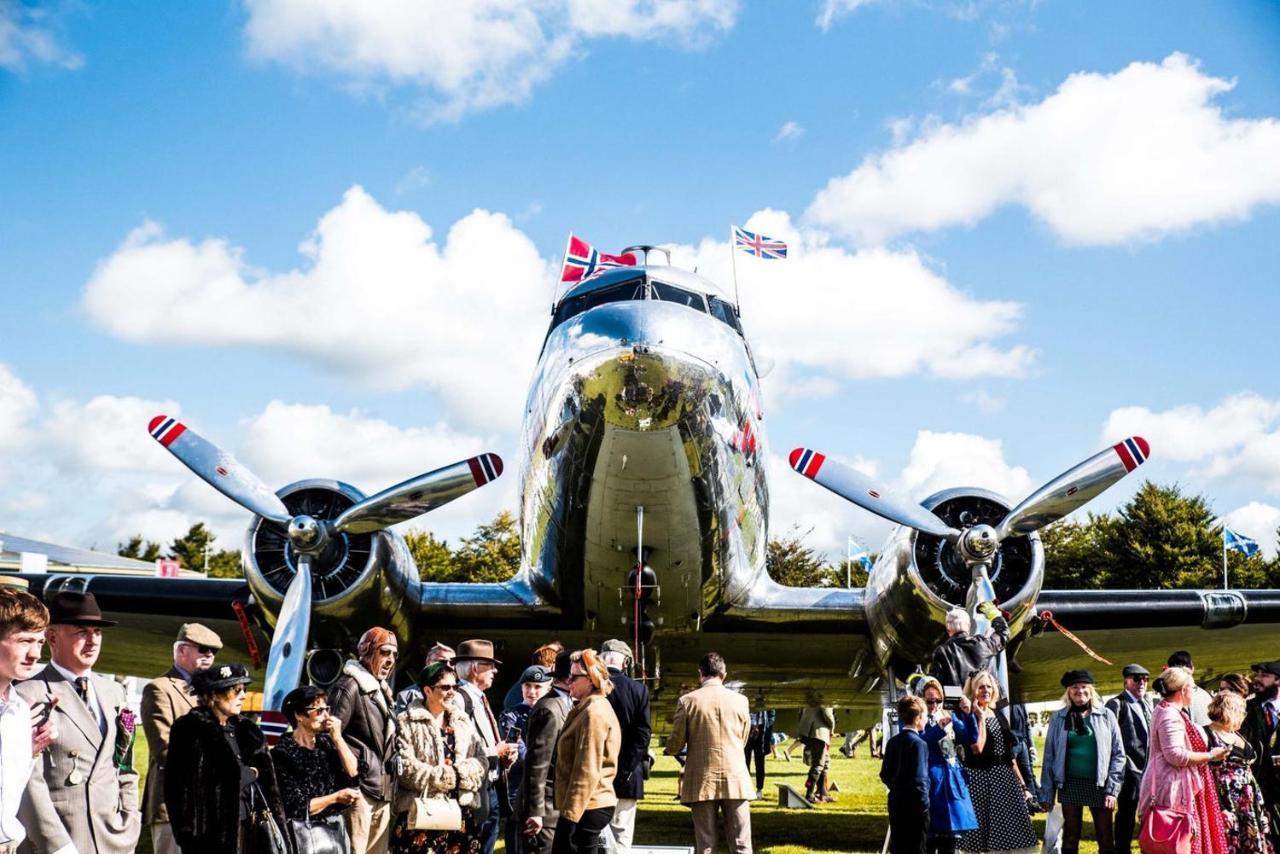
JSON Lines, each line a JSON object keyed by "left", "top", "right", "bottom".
{"left": 847, "top": 535, "right": 853, "bottom": 589}
{"left": 729, "top": 225, "right": 741, "bottom": 317}
{"left": 554, "top": 232, "right": 573, "bottom": 308}
{"left": 1223, "top": 528, "right": 1229, "bottom": 590}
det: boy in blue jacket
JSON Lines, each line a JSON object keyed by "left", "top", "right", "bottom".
{"left": 881, "top": 695, "right": 930, "bottom": 854}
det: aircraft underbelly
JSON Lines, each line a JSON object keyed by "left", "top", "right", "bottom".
{"left": 582, "top": 424, "right": 701, "bottom": 632}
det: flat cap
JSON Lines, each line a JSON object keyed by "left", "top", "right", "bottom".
{"left": 1061, "top": 669, "right": 1095, "bottom": 687}
{"left": 601, "top": 638, "right": 633, "bottom": 660}
{"left": 520, "top": 665, "right": 552, "bottom": 684}
{"left": 1252, "top": 661, "right": 1280, "bottom": 677}
{"left": 1121, "top": 663, "right": 1150, "bottom": 679}
{"left": 177, "top": 623, "right": 223, "bottom": 650}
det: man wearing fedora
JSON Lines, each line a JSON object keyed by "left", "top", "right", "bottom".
{"left": 141, "top": 622, "right": 223, "bottom": 854}
{"left": 600, "top": 639, "right": 651, "bottom": 854}
{"left": 455, "top": 639, "right": 518, "bottom": 854}
{"left": 18, "top": 591, "right": 141, "bottom": 854}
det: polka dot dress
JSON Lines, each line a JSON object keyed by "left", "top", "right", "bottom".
{"left": 958, "top": 717, "right": 1038, "bottom": 854}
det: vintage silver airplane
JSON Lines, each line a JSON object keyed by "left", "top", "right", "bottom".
{"left": 24, "top": 253, "right": 1280, "bottom": 721}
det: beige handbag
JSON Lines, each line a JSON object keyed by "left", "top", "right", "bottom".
{"left": 407, "top": 796, "right": 464, "bottom": 831}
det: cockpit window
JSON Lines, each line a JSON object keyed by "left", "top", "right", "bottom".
{"left": 550, "top": 278, "right": 646, "bottom": 329}
{"left": 707, "top": 296, "right": 742, "bottom": 334}
{"left": 650, "top": 282, "right": 707, "bottom": 312}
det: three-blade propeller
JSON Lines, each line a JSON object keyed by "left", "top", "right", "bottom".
{"left": 789, "top": 435, "right": 1151, "bottom": 580}
{"left": 147, "top": 414, "right": 504, "bottom": 715}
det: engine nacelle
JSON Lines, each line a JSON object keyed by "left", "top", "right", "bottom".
{"left": 864, "top": 487, "right": 1044, "bottom": 673}
{"left": 242, "top": 479, "right": 421, "bottom": 650}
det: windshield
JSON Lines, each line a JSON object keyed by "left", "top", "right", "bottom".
{"left": 707, "top": 296, "right": 742, "bottom": 333}
{"left": 550, "top": 278, "right": 647, "bottom": 329}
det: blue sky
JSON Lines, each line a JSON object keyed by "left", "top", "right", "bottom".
{"left": 2, "top": 0, "right": 1279, "bottom": 562}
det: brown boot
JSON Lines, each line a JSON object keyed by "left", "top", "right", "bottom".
{"left": 805, "top": 778, "right": 818, "bottom": 804}
{"left": 817, "top": 772, "right": 837, "bottom": 802}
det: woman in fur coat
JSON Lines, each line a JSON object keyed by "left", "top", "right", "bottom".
{"left": 392, "top": 661, "right": 489, "bottom": 853}
{"left": 165, "top": 663, "right": 291, "bottom": 854}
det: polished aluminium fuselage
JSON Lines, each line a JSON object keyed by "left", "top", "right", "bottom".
{"left": 516, "top": 266, "right": 770, "bottom": 638}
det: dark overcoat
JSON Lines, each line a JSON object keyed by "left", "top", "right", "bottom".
{"left": 606, "top": 667, "right": 651, "bottom": 801}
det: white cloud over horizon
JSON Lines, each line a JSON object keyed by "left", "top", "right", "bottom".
{"left": 242, "top": 0, "right": 738, "bottom": 121}
{"left": 807, "top": 53, "right": 1280, "bottom": 246}
{"left": 1103, "top": 392, "right": 1280, "bottom": 494}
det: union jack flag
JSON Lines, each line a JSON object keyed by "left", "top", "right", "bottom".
{"left": 733, "top": 225, "right": 787, "bottom": 259}
{"left": 560, "top": 234, "right": 638, "bottom": 284}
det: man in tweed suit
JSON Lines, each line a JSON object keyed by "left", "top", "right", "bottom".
{"left": 140, "top": 623, "right": 222, "bottom": 854}
{"left": 18, "top": 592, "right": 141, "bottom": 854}
{"left": 665, "top": 652, "right": 754, "bottom": 854}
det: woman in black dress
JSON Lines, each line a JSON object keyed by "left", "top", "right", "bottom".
{"left": 954, "top": 670, "right": 1038, "bottom": 854}
{"left": 272, "top": 685, "right": 361, "bottom": 844}
{"left": 165, "top": 663, "right": 291, "bottom": 854}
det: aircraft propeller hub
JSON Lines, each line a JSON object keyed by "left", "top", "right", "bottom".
{"left": 958, "top": 524, "right": 998, "bottom": 562}
{"left": 286, "top": 514, "right": 327, "bottom": 553}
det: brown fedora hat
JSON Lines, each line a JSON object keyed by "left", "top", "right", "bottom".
{"left": 47, "top": 591, "right": 117, "bottom": 627}
{"left": 454, "top": 639, "right": 501, "bottom": 665}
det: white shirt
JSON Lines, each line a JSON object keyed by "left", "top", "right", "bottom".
{"left": 49, "top": 662, "right": 105, "bottom": 731}
{"left": 0, "top": 684, "right": 34, "bottom": 845}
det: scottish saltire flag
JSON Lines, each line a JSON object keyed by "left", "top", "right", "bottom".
{"left": 560, "top": 234, "right": 638, "bottom": 284}
{"left": 733, "top": 225, "right": 787, "bottom": 259}
{"left": 848, "top": 536, "right": 873, "bottom": 572}
{"left": 1225, "top": 527, "right": 1261, "bottom": 557}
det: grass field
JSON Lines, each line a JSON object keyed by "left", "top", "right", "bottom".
{"left": 131, "top": 736, "right": 1104, "bottom": 854}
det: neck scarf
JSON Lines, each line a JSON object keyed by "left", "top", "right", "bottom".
{"left": 1065, "top": 702, "right": 1091, "bottom": 735}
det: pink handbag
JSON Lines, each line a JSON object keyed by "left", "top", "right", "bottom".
{"left": 1139, "top": 807, "right": 1192, "bottom": 854}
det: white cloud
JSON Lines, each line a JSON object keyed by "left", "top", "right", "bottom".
{"left": 773, "top": 120, "right": 805, "bottom": 144}
{"left": 675, "top": 209, "right": 1034, "bottom": 386}
{"left": 0, "top": 1, "right": 82, "bottom": 72}
{"left": 1102, "top": 392, "right": 1280, "bottom": 492}
{"left": 394, "top": 165, "right": 431, "bottom": 195}
{"left": 961, "top": 388, "right": 1005, "bottom": 415}
{"left": 0, "top": 364, "right": 37, "bottom": 449}
{"left": 807, "top": 53, "right": 1280, "bottom": 246}
{"left": 899, "top": 430, "right": 1033, "bottom": 503}
{"left": 82, "top": 186, "right": 551, "bottom": 432}
{"left": 243, "top": 0, "right": 737, "bottom": 121}
{"left": 1220, "top": 502, "right": 1280, "bottom": 560}
{"left": 816, "top": 0, "right": 877, "bottom": 31}
{"left": 0, "top": 366, "right": 504, "bottom": 559}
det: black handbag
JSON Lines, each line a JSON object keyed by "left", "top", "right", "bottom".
{"left": 288, "top": 813, "right": 351, "bottom": 854}
{"left": 248, "top": 783, "right": 290, "bottom": 854}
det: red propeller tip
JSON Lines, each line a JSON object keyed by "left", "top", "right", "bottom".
{"left": 1133, "top": 436, "right": 1150, "bottom": 457}
{"left": 148, "top": 415, "right": 167, "bottom": 433}
{"left": 788, "top": 448, "right": 804, "bottom": 468}
{"left": 488, "top": 454, "right": 504, "bottom": 478}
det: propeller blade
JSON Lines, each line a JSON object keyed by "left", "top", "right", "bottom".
{"left": 147, "top": 414, "right": 290, "bottom": 524}
{"left": 997, "top": 436, "right": 1151, "bottom": 539}
{"left": 334, "top": 453, "right": 504, "bottom": 534}
{"left": 789, "top": 447, "right": 960, "bottom": 540}
{"left": 262, "top": 553, "right": 312, "bottom": 714}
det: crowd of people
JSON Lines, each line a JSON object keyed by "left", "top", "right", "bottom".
{"left": 880, "top": 609, "right": 1280, "bottom": 854}
{"left": 0, "top": 586, "right": 763, "bottom": 854}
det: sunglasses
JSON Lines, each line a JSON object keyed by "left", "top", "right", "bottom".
{"left": 433, "top": 683, "right": 458, "bottom": 692}
{"left": 305, "top": 705, "right": 330, "bottom": 716}
{"left": 185, "top": 643, "right": 218, "bottom": 656}
{"left": 925, "top": 698, "right": 942, "bottom": 706}
{"left": 569, "top": 673, "right": 590, "bottom": 682}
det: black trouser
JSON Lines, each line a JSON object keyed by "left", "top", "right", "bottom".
{"left": 888, "top": 795, "right": 928, "bottom": 854}
{"left": 745, "top": 728, "right": 770, "bottom": 791}
{"left": 1113, "top": 773, "right": 1140, "bottom": 854}
{"left": 1061, "top": 801, "right": 1115, "bottom": 854}
{"left": 551, "top": 807, "right": 615, "bottom": 854}
{"left": 926, "top": 833, "right": 957, "bottom": 854}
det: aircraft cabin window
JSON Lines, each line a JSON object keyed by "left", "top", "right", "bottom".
{"left": 550, "top": 279, "right": 647, "bottom": 329}
{"left": 707, "top": 296, "right": 743, "bottom": 334}
{"left": 650, "top": 282, "right": 707, "bottom": 312}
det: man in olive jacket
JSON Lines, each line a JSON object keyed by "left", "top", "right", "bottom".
{"left": 518, "top": 653, "right": 573, "bottom": 854}
{"left": 665, "top": 652, "right": 754, "bottom": 854}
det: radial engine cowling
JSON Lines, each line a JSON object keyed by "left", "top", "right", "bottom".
{"left": 242, "top": 479, "right": 420, "bottom": 650}
{"left": 864, "top": 487, "right": 1044, "bottom": 673}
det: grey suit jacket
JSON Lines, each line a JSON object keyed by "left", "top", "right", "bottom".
{"left": 17, "top": 667, "right": 142, "bottom": 854}
{"left": 140, "top": 667, "right": 197, "bottom": 825}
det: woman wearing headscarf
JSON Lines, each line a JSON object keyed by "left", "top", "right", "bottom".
{"left": 553, "top": 649, "right": 621, "bottom": 854}
{"left": 165, "top": 663, "right": 290, "bottom": 854}
{"left": 391, "top": 661, "right": 488, "bottom": 854}
{"left": 1039, "top": 670, "right": 1126, "bottom": 854}
{"left": 953, "top": 670, "right": 1037, "bottom": 854}
{"left": 1139, "top": 666, "right": 1231, "bottom": 854}
{"left": 914, "top": 676, "right": 977, "bottom": 854}
{"left": 1206, "top": 691, "right": 1274, "bottom": 854}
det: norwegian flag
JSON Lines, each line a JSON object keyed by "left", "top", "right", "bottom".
{"left": 560, "top": 233, "right": 638, "bottom": 284}
{"left": 733, "top": 225, "right": 787, "bottom": 259}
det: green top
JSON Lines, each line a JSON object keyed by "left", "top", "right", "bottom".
{"left": 1065, "top": 717, "right": 1097, "bottom": 780}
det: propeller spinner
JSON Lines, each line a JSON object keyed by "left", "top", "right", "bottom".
{"left": 147, "top": 414, "right": 504, "bottom": 715}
